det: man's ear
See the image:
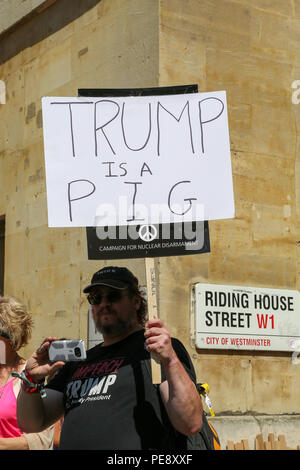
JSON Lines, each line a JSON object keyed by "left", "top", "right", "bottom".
{"left": 133, "top": 295, "right": 142, "bottom": 311}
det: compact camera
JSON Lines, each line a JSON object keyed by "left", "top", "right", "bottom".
{"left": 48, "top": 339, "right": 86, "bottom": 362}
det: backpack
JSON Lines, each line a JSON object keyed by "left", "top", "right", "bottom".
{"left": 145, "top": 346, "right": 221, "bottom": 450}
{"left": 172, "top": 383, "right": 221, "bottom": 451}
{"left": 191, "top": 383, "right": 221, "bottom": 450}
{"left": 185, "top": 408, "right": 221, "bottom": 450}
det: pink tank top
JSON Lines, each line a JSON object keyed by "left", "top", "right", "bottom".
{"left": 0, "top": 378, "right": 22, "bottom": 437}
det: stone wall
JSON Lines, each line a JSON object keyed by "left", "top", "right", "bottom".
{"left": 157, "top": 0, "right": 300, "bottom": 415}
{"left": 0, "top": 0, "right": 299, "bottom": 447}
{"left": 0, "top": 0, "right": 159, "bottom": 347}
{"left": 0, "top": 0, "right": 54, "bottom": 35}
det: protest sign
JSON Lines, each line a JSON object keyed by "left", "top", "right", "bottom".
{"left": 42, "top": 89, "right": 234, "bottom": 228}
{"left": 80, "top": 85, "right": 211, "bottom": 260}
{"left": 86, "top": 220, "right": 210, "bottom": 259}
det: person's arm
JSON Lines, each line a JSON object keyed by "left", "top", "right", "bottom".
{"left": 0, "top": 436, "right": 29, "bottom": 450}
{"left": 23, "top": 425, "right": 54, "bottom": 450}
{"left": 17, "top": 388, "right": 64, "bottom": 433}
{"left": 17, "top": 337, "right": 65, "bottom": 433}
{"left": 144, "top": 319, "right": 203, "bottom": 436}
{"left": 0, "top": 427, "right": 55, "bottom": 450}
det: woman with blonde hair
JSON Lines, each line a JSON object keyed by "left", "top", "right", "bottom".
{"left": 0, "top": 295, "right": 54, "bottom": 449}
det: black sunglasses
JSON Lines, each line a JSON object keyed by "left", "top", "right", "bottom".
{"left": 87, "top": 290, "right": 124, "bottom": 305}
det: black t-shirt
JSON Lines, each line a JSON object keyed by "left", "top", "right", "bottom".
{"left": 46, "top": 329, "right": 196, "bottom": 450}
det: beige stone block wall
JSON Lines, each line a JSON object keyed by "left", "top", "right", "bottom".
{"left": 0, "top": 0, "right": 159, "bottom": 353}
{"left": 0, "top": 0, "right": 51, "bottom": 34}
{"left": 158, "top": 0, "right": 300, "bottom": 417}
{"left": 0, "top": 0, "right": 299, "bottom": 429}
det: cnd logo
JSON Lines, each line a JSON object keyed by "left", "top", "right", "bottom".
{"left": 0, "top": 80, "right": 5, "bottom": 104}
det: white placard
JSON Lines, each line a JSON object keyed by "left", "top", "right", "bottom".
{"left": 42, "top": 91, "right": 235, "bottom": 227}
{"left": 195, "top": 283, "right": 300, "bottom": 351}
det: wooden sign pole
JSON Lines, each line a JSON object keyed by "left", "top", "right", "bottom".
{"left": 145, "top": 257, "right": 161, "bottom": 384}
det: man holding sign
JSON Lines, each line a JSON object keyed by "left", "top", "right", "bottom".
{"left": 16, "top": 266, "right": 202, "bottom": 450}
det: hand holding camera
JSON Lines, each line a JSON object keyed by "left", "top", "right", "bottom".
{"left": 25, "top": 338, "right": 86, "bottom": 382}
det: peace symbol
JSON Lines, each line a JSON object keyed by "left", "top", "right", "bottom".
{"left": 138, "top": 225, "right": 158, "bottom": 242}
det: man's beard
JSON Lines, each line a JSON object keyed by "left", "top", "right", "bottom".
{"left": 95, "top": 312, "right": 136, "bottom": 337}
